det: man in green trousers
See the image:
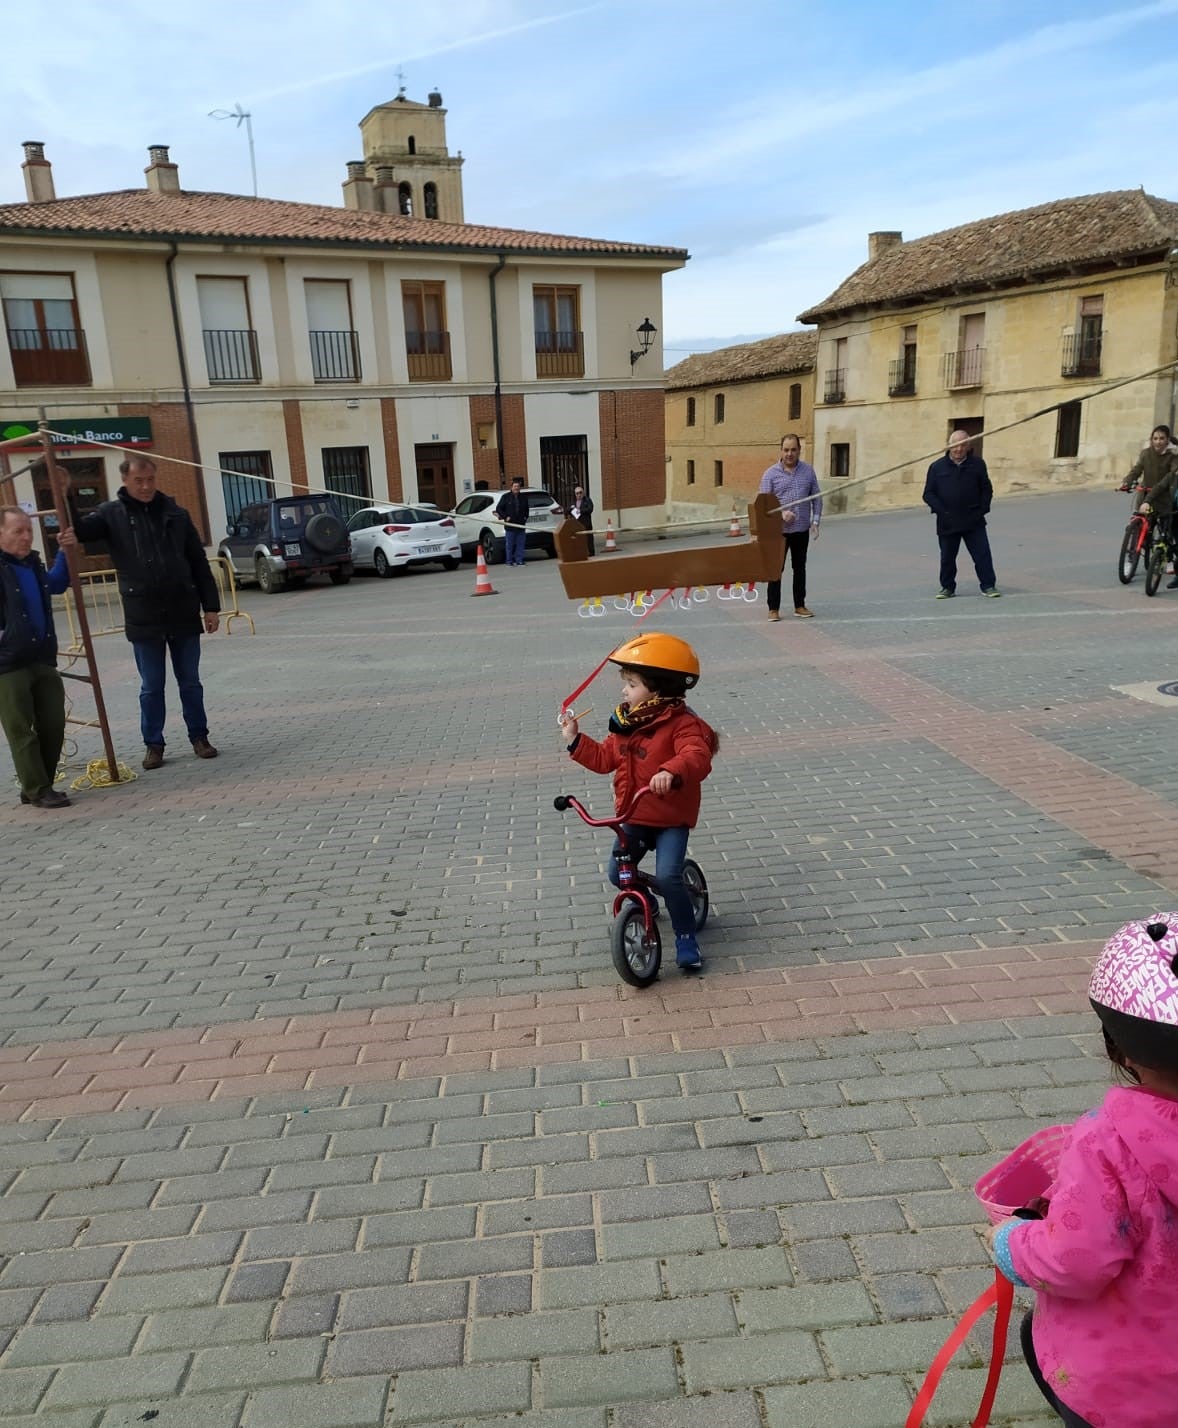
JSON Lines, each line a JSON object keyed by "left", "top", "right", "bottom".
{"left": 0, "top": 506, "right": 72, "bottom": 809}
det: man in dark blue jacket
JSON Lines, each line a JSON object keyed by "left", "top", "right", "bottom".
{"left": 69, "top": 456, "right": 220, "bottom": 770}
{"left": 922, "top": 431, "right": 1000, "bottom": 599}
{"left": 0, "top": 507, "right": 72, "bottom": 808}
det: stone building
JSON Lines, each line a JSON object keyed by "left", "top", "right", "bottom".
{"left": 664, "top": 329, "right": 816, "bottom": 522}
{"left": 0, "top": 96, "right": 686, "bottom": 552}
{"left": 798, "top": 190, "right": 1178, "bottom": 513}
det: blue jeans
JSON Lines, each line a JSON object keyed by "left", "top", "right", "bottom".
{"left": 131, "top": 634, "right": 209, "bottom": 748}
{"left": 938, "top": 526, "right": 996, "bottom": 592}
{"left": 608, "top": 823, "right": 694, "bottom": 936}
{"left": 504, "top": 528, "right": 526, "bottom": 565}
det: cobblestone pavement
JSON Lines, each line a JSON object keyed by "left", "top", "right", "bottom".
{"left": 0, "top": 490, "right": 1174, "bottom": 1425}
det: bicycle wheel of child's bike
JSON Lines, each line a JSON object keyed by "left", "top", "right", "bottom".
{"left": 610, "top": 905, "right": 662, "bottom": 987}
{"left": 1119, "top": 524, "right": 1142, "bottom": 583}
{"left": 1146, "top": 544, "right": 1167, "bottom": 596}
{"left": 683, "top": 859, "right": 710, "bottom": 931}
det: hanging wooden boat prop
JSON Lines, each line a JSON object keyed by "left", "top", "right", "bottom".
{"left": 554, "top": 493, "right": 783, "bottom": 601}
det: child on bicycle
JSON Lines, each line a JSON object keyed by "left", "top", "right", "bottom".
{"left": 988, "top": 917, "right": 1178, "bottom": 1428}
{"left": 558, "top": 631, "right": 717, "bottom": 970}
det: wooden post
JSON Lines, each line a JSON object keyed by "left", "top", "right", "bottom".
{"left": 37, "top": 415, "right": 123, "bottom": 784}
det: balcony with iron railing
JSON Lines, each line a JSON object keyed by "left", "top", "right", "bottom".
{"left": 6, "top": 328, "right": 91, "bottom": 386}
{"left": 310, "top": 329, "right": 361, "bottom": 382}
{"left": 1062, "top": 330, "right": 1102, "bottom": 378}
{"left": 887, "top": 357, "right": 916, "bottom": 397}
{"left": 535, "top": 329, "right": 584, "bottom": 379}
{"left": 203, "top": 328, "right": 260, "bottom": 383}
{"left": 823, "top": 367, "right": 846, "bottom": 404}
{"left": 942, "top": 346, "right": 985, "bottom": 389}
{"left": 405, "top": 329, "right": 452, "bottom": 381}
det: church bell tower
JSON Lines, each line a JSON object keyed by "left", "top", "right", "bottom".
{"left": 341, "top": 87, "right": 465, "bottom": 222}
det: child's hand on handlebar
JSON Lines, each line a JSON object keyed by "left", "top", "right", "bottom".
{"left": 648, "top": 770, "right": 674, "bottom": 795}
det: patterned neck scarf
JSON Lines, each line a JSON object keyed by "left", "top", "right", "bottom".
{"left": 609, "top": 694, "right": 681, "bottom": 735}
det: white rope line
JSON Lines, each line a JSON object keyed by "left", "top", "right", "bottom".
{"left": 30, "top": 355, "right": 1178, "bottom": 537}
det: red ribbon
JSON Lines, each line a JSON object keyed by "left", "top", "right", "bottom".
{"left": 905, "top": 1271, "right": 1014, "bottom": 1428}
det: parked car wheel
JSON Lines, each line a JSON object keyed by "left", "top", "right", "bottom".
{"left": 256, "top": 557, "right": 284, "bottom": 594}
{"left": 374, "top": 549, "right": 392, "bottom": 578}
{"left": 544, "top": 540, "right": 558, "bottom": 559}
{"left": 441, "top": 556, "right": 460, "bottom": 571}
{"left": 479, "top": 529, "right": 502, "bottom": 564}
{"left": 329, "top": 566, "right": 353, "bottom": 585}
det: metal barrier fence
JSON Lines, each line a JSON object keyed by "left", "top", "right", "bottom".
{"left": 60, "top": 555, "right": 253, "bottom": 654}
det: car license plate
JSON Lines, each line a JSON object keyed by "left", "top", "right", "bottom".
{"left": 415, "top": 544, "right": 438, "bottom": 555}
{"left": 284, "top": 542, "right": 301, "bottom": 556}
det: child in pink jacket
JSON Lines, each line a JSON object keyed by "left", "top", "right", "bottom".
{"left": 990, "top": 917, "right": 1178, "bottom": 1428}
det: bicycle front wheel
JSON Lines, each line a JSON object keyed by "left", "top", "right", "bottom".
{"left": 1119, "top": 522, "right": 1143, "bottom": 584}
{"left": 610, "top": 903, "right": 662, "bottom": 988}
{"left": 1146, "top": 543, "right": 1167, "bottom": 597}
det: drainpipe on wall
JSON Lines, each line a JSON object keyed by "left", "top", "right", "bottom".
{"left": 165, "top": 243, "right": 212, "bottom": 540}
{"left": 488, "top": 254, "right": 507, "bottom": 486}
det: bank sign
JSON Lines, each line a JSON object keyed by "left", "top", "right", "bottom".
{"left": 0, "top": 417, "right": 153, "bottom": 451}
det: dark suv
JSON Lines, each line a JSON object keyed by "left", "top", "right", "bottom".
{"left": 218, "top": 495, "right": 353, "bottom": 593}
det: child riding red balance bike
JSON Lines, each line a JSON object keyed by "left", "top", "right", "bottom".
{"left": 553, "top": 784, "right": 709, "bottom": 987}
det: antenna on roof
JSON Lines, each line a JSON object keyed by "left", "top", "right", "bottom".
{"left": 396, "top": 67, "right": 407, "bottom": 97}
{"left": 208, "top": 102, "right": 258, "bottom": 198}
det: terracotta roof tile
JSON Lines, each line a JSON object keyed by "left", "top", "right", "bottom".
{"left": 664, "top": 329, "right": 817, "bottom": 390}
{"left": 798, "top": 190, "right": 1178, "bottom": 322}
{"left": 0, "top": 188, "right": 688, "bottom": 261}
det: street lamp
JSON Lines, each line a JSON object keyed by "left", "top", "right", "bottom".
{"left": 630, "top": 317, "right": 657, "bottom": 368}
{"left": 208, "top": 103, "right": 257, "bottom": 197}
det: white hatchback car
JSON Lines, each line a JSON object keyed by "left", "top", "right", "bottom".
{"left": 451, "top": 488, "right": 564, "bottom": 563}
{"left": 345, "top": 505, "right": 462, "bottom": 576}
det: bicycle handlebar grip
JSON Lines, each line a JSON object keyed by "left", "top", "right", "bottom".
{"left": 553, "top": 795, "right": 571, "bottom": 812}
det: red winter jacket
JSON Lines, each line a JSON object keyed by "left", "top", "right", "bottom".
{"left": 568, "top": 703, "right": 717, "bottom": 828}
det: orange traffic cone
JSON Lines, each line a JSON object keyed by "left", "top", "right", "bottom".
{"left": 728, "top": 507, "right": 742, "bottom": 537}
{"left": 471, "top": 543, "right": 498, "bottom": 596}
{"left": 604, "top": 518, "right": 618, "bottom": 553}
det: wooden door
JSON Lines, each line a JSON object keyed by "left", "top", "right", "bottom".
{"left": 414, "top": 443, "right": 455, "bottom": 511}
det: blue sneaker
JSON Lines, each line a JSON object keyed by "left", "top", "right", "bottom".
{"left": 675, "top": 934, "right": 702, "bottom": 971}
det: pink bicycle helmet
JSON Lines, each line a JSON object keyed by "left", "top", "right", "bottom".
{"left": 1089, "top": 916, "right": 1178, "bottom": 1069}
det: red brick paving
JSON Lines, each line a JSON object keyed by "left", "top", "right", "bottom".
{"left": 0, "top": 939, "right": 1100, "bottom": 1122}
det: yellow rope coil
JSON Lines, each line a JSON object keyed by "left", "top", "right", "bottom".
{"left": 70, "top": 759, "right": 137, "bottom": 791}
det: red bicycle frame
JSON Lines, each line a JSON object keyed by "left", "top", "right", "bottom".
{"left": 554, "top": 786, "right": 659, "bottom": 933}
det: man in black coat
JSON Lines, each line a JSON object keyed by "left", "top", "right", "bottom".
{"left": 495, "top": 478, "right": 530, "bottom": 566}
{"left": 568, "top": 485, "right": 595, "bottom": 556}
{"left": 69, "top": 456, "right": 221, "bottom": 769}
{"left": 922, "top": 431, "right": 1000, "bottom": 599}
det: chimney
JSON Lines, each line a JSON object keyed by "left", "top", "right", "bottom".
{"left": 21, "top": 141, "right": 56, "bottom": 203}
{"left": 868, "top": 230, "right": 902, "bottom": 260}
{"left": 374, "top": 165, "right": 398, "bottom": 214}
{"left": 427, "top": 89, "right": 443, "bottom": 108}
{"left": 145, "top": 144, "right": 180, "bottom": 194}
{"left": 342, "top": 160, "right": 377, "bottom": 211}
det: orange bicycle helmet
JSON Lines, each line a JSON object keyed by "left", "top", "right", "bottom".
{"left": 607, "top": 632, "right": 700, "bottom": 688}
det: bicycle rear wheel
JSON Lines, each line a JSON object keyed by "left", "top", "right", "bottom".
{"left": 1146, "top": 543, "right": 1167, "bottom": 596}
{"left": 682, "top": 859, "right": 709, "bottom": 932}
{"left": 1119, "top": 522, "right": 1143, "bottom": 583}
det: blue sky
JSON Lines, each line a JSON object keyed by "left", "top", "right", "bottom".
{"left": 6, "top": 0, "right": 1178, "bottom": 356}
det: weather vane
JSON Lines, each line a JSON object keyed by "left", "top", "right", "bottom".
{"left": 208, "top": 102, "right": 258, "bottom": 198}
{"left": 396, "top": 66, "right": 407, "bottom": 96}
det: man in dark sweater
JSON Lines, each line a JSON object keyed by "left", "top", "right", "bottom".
{"left": 0, "top": 507, "right": 72, "bottom": 808}
{"left": 922, "top": 430, "right": 1000, "bottom": 599}
{"left": 69, "top": 456, "right": 221, "bottom": 770}
{"left": 495, "top": 478, "right": 530, "bottom": 566}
